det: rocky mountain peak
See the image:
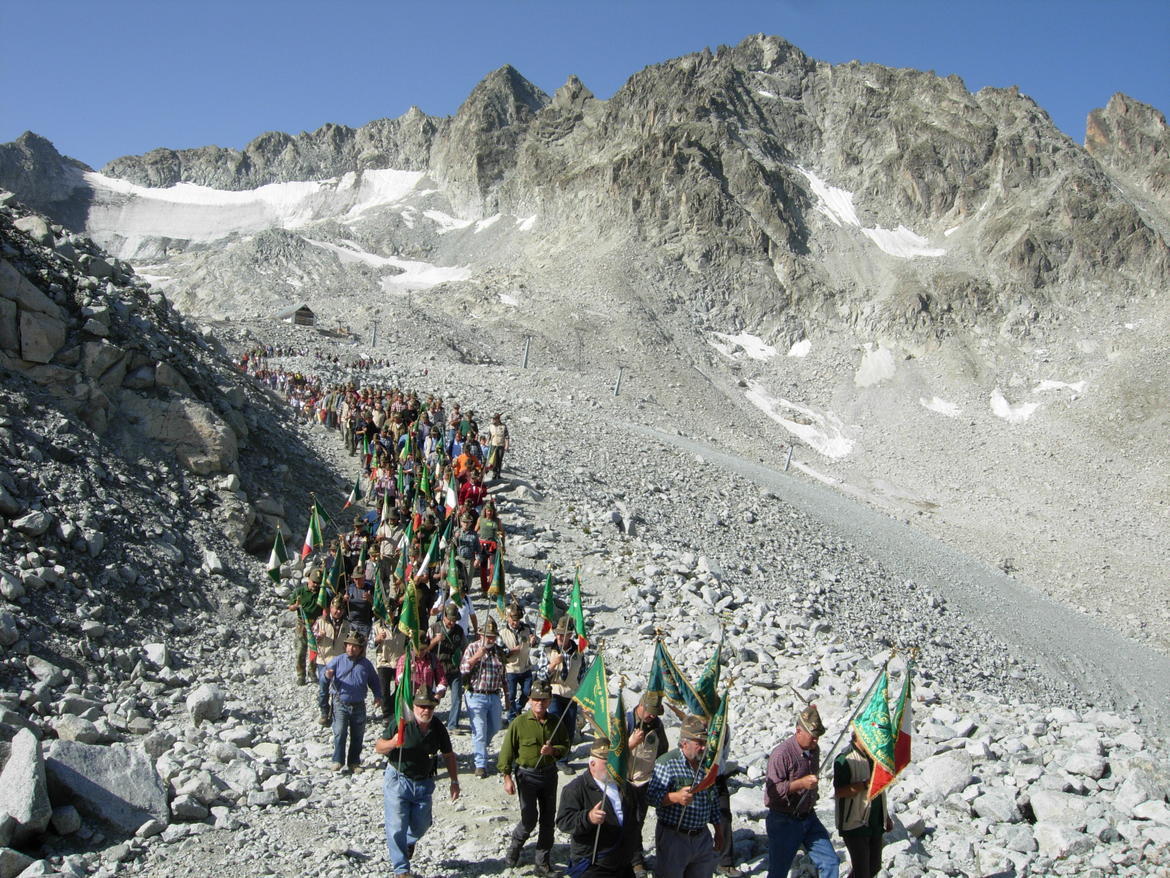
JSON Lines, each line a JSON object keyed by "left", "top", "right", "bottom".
{"left": 0, "top": 132, "right": 90, "bottom": 224}
{"left": 1086, "top": 92, "right": 1170, "bottom": 209}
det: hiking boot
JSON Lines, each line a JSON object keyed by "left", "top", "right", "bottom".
{"left": 533, "top": 864, "right": 554, "bottom": 877}
{"left": 296, "top": 673, "right": 306, "bottom": 686}
{"left": 317, "top": 714, "right": 329, "bottom": 726}
{"left": 329, "top": 761, "right": 343, "bottom": 771}
{"left": 406, "top": 843, "right": 416, "bottom": 859}
{"left": 632, "top": 867, "right": 648, "bottom": 878}
{"left": 505, "top": 845, "right": 521, "bottom": 867}
{"left": 474, "top": 767, "right": 486, "bottom": 778}
{"left": 348, "top": 763, "right": 362, "bottom": 774}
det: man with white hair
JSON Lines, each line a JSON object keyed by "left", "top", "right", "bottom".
{"left": 555, "top": 736, "right": 639, "bottom": 878}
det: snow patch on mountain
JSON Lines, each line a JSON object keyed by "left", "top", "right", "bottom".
{"left": 797, "top": 167, "right": 945, "bottom": 259}
{"left": 921, "top": 396, "right": 961, "bottom": 417}
{"left": 303, "top": 238, "right": 471, "bottom": 291}
{"left": 744, "top": 381, "right": 855, "bottom": 459}
{"left": 990, "top": 389, "right": 1039, "bottom": 423}
{"left": 708, "top": 331, "right": 777, "bottom": 361}
{"left": 788, "top": 339, "right": 811, "bottom": 358}
{"left": 83, "top": 169, "right": 425, "bottom": 256}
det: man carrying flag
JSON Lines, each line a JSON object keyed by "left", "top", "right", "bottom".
{"left": 286, "top": 567, "right": 323, "bottom": 685}
{"left": 374, "top": 687, "right": 460, "bottom": 878}
{"left": 832, "top": 665, "right": 911, "bottom": 878}
{"left": 536, "top": 615, "right": 587, "bottom": 774}
{"left": 646, "top": 715, "right": 724, "bottom": 878}
{"left": 555, "top": 736, "right": 641, "bottom": 878}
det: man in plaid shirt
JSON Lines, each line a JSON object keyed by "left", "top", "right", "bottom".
{"left": 459, "top": 616, "right": 508, "bottom": 776}
{"left": 647, "top": 715, "right": 724, "bottom": 878}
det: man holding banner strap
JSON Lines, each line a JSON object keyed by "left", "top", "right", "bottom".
{"left": 764, "top": 705, "right": 839, "bottom": 878}
{"left": 646, "top": 715, "right": 723, "bottom": 878}
{"left": 555, "top": 736, "right": 640, "bottom": 878}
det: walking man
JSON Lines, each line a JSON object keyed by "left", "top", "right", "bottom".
{"left": 428, "top": 603, "right": 468, "bottom": 731}
{"left": 313, "top": 597, "right": 351, "bottom": 725}
{"left": 459, "top": 616, "right": 508, "bottom": 777}
{"left": 287, "top": 567, "right": 323, "bottom": 685}
{"left": 374, "top": 688, "right": 459, "bottom": 877}
{"left": 323, "top": 631, "right": 383, "bottom": 772}
{"left": 555, "top": 737, "right": 640, "bottom": 878}
{"left": 536, "top": 615, "right": 586, "bottom": 773}
{"left": 498, "top": 680, "right": 571, "bottom": 874}
{"left": 500, "top": 601, "right": 537, "bottom": 722}
{"left": 764, "top": 705, "right": 838, "bottom": 878}
{"left": 646, "top": 715, "right": 724, "bottom": 878}
{"left": 624, "top": 692, "right": 670, "bottom": 878}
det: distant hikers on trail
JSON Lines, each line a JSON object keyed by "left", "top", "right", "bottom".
{"left": 248, "top": 355, "right": 912, "bottom": 878}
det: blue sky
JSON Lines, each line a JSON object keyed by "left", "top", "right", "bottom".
{"left": 2, "top": 0, "right": 1167, "bottom": 170}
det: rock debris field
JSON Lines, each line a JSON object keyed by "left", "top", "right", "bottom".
{"left": 0, "top": 199, "right": 1168, "bottom": 878}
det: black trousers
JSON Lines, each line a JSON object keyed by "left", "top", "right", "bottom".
{"left": 630, "top": 782, "right": 651, "bottom": 868}
{"left": 511, "top": 767, "right": 559, "bottom": 866}
{"left": 843, "top": 833, "right": 884, "bottom": 878}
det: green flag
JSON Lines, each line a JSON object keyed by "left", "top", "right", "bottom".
{"left": 381, "top": 490, "right": 393, "bottom": 525}
{"left": 538, "top": 570, "right": 557, "bottom": 634}
{"left": 567, "top": 570, "right": 588, "bottom": 651}
{"left": 398, "top": 582, "right": 421, "bottom": 650}
{"left": 300, "top": 607, "right": 319, "bottom": 654}
{"left": 372, "top": 567, "right": 390, "bottom": 623}
{"left": 488, "top": 547, "right": 506, "bottom": 613}
{"left": 852, "top": 670, "right": 896, "bottom": 790}
{"left": 267, "top": 529, "right": 288, "bottom": 584}
{"left": 572, "top": 651, "right": 611, "bottom": 742}
{"left": 417, "top": 529, "right": 440, "bottom": 579}
{"left": 313, "top": 499, "right": 334, "bottom": 529}
{"left": 646, "top": 637, "right": 708, "bottom": 718}
{"left": 446, "top": 544, "right": 464, "bottom": 607}
{"left": 607, "top": 691, "right": 629, "bottom": 785}
{"left": 393, "top": 643, "right": 414, "bottom": 743}
{"left": 418, "top": 464, "right": 432, "bottom": 499}
{"left": 694, "top": 631, "right": 724, "bottom": 718}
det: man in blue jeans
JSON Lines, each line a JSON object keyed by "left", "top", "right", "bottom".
{"left": 324, "top": 631, "right": 383, "bottom": 772}
{"left": 764, "top": 705, "right": 839, "bottom": 878}
{"left": 459, "top": 616, "right": 508, "bottom": 776}
{"left": 374, "top": 688, "right": 459, "bottom": 877}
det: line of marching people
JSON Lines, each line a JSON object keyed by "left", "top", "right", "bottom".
{"left": 259, "top": 362, "right": 908, "bottom": 878}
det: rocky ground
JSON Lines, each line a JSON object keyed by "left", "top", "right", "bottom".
{"left": 1, "top": 201, "right": 1169, "bottom": 877}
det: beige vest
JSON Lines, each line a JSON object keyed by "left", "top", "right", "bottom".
{"left": 835, "top": 748, "right": 882, "bottom": 832}
{"left": 499, "top": 623, "right": 532, "bottom": 673}
{"left": 548, "top": 648, "right": 583, "bottom": 698}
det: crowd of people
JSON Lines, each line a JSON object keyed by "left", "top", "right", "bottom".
{"left": 251, "top": 357, "right": 892, "bottom": 878}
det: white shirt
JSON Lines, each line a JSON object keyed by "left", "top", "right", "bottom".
{"left": 593, "top": 776, "right": 623, "bottom": 824}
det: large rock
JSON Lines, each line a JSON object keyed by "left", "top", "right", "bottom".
{"left": 118, "top": 394, "right": 238, "bottom": 475}
{"left": 1034, "top": 822, "right": 1093, "bottom": 859}
{"left": 12, "top": 216, "right": 53, "bottom": 247}
{"left": 186, "top": 684, "right": 225, "bottom": 726}
{"left": 1029, "top": 789, "right": 1092, "bottom": 828}
{"left": 972, "top": 788, "right": 1021, "bottom": 824}
{"left": 44, "top": 740, "right": 168, "bottom": 832}
{"left": 0, "top": 729, "right": 51, "bottom": 844}
{"left": 11, "top": 511, "right": 52, "bottom": 537}
{"left": 0, "top": 848, "right": 35, "bottom": 878}
{"left": 18, "top": 309, "right": 66, "bottom": 364}
{"left": 917, "top": 750, "right": 974, "bottom": 798}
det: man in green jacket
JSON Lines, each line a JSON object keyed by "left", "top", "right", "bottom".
{"left": 287, "top": 567, "right": 323, "bottom": 685}
{"left": 498, "top": 679, "right": 571, "bottom": 875}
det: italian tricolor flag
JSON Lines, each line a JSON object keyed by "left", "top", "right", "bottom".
{"left": 443, "top": 476, "right": 458, "bottom": 512}
{"left": 301, "top": 506, "right": 323, "bottom": 558}
{"left": 869, "top": 664, "right": 913, "bottom": 800}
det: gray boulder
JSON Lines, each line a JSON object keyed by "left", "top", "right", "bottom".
{"left": 186, "top": 684, "right": 225, "bottom": 726}
{"left": 11, "top": 512, "right": 52, "bottom": 537}
{"left": 45, "top": 740, "right": 169, "bottom": 833}
{"left": 51, "top": 715, "right": 102, "bottom": 744}
{"left": 0, "top": 729, "right": 51, "bottom": 844}
{"left": 972, "top": 788, "right": 1021, "bottom": 824}
{"left": 0, "top": 848, "right": 35, "bottom": 878}
{"left": 917, "top": 750, "right": 974, "bottom": 798}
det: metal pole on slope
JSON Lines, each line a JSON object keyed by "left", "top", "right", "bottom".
{"left": 522, "top": 336, "right": 531, "bottom": 369}
{"left": 613, "top": 367, "right": 624, "bottom": 397}
{"left": 784, "top": 446, "right": 794, "bottom": 472}
{"left": 370, "top": 319, "right": 379, "bottom": 348}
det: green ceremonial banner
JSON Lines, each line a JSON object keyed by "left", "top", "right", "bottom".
{"left": 693, "top": 630, "right": 724, "bottom": 718}
{"left": 489, "top": 548, "right": 506, "bottom": 613}
{"left": 852, "top": 670, "right": 896, "bottom": 780}
{"left": 393, "top": 644, "right": 414, "bottom": 742}
{"left": 446, "top": 544, "right": 463, "bottom": 607}
{"left": 608, "top": 692, "right": 629, "bottom": 785}
{"left": 568, "top": 570, "right": 587, "bottom": 650}
{"left": 267, "top": 529, "right": 288, "bottom": 584}
{"left": 398, "top": 582, "right": 421, "bottom": 650}
{"left": 694, "top": 688, "right": 728, "bottom": 791}
{"left": 372, "top": 568, "right": 390, "bottom": 623}
{"left": 572, "top": 652, "right": 611, "bottom": 741}
{"left": 418, "top": 464, "right": 431, "bottom": 498}
{"left": 301, "top": 607, "right": 318, "bottom": 654}
{"left": 646, "top": 638, "right": 709, "bottom": 719}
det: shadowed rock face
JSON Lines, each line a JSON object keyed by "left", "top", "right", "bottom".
{"left": 1, "top": 33, "right": 1167, "bottom": 342}
{"left": 1086, "top": 92, "right": 1170, "bottom": 208}
{"left": 0, "top": 132, "right": 93, "bottom": 230}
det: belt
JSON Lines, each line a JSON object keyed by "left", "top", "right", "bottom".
{"left": 516, "top": 764, "right": 557, "bottom": 773}
{"left": 471, "top": 688, "right": 499, "bottom": 695}
{"left": 664, "top": 825, "right": 707, "bottom": 837}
